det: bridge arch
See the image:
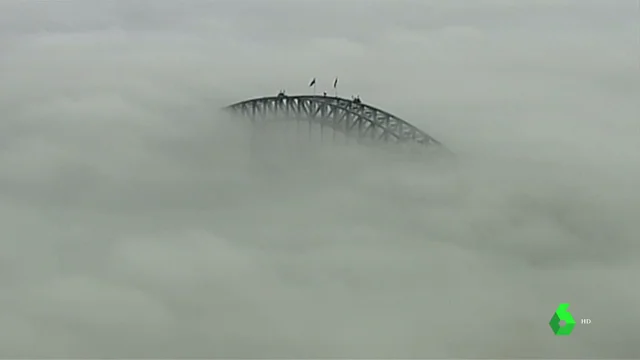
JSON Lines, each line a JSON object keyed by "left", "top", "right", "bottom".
{"left": 224, "top": 95, "right": 444, "bottom": 147}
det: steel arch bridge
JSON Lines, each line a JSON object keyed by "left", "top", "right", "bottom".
{"left": 224, "top": 94, "right": 445, "bottom": 148}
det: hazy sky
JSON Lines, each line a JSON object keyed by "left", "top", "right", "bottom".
{"left": 0, "top": 0, "right": 639, "bottom": 358}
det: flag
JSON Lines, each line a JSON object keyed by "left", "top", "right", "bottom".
{"left": 309, "top": 78, "right": 316, "bottom": 87}
{"left": 333, "top": 77, "right": 338, "bottom": 88}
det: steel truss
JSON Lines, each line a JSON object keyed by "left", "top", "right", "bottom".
{"left": 224, "top": 95, "right": 443, "bottom": 147}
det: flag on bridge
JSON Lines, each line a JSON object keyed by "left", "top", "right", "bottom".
{"left": 309, "top": 78, "right": 316, "bottom": 87}
{"left": 333, "top": 77, "right": 338, "bottom": 88}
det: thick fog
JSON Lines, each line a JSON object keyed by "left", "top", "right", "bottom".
{"left": 0, "top": 0, "right": 639, "bottom": 358}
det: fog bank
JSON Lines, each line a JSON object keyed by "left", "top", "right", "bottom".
{"left": 0, "top": 0, "right": 639, "bottom": 358}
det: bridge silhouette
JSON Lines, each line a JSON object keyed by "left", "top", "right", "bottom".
{"left": 224, "top": 94, "right": 445, "bottom": 148}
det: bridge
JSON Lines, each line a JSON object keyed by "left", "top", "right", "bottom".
{"left": 224, "top": 94, "right": 445, "bottom": 148}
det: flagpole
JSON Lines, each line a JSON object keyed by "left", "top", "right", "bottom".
{"left": 333, "top": 77, "right": 338, "bottom": 97}
{"left": 309, "top": 77, "right": 317, "bottom": 95}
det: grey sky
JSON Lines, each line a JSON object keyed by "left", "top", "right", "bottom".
{"left": 0, "top": 0, "right": 639, "bottom": 358}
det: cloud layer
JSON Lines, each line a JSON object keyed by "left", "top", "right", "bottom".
{"left": 0, "top": 0, "right": 639, "bottom": 358}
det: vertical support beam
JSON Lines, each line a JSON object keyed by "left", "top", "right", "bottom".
{"left": 251, "top": 101, "right": 257, "bottom": 123}
{"left": 308, "top": 100, "right": 313, "bottom": 141}
{"left": 344, "top": 112, "right": 350, "bottom": 144}
{"left": 332, "top": 103, "right": 339, "bottom": 143}
{"left": 296, "top": 98, "right": 302, "bottom": 135}
{"left": 319, "top": 101, "right": 326, "bottom": 143}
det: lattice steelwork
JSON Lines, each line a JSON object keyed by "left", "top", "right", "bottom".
{"left": 224, "top": 95, "right": 444, "bottom": 147}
